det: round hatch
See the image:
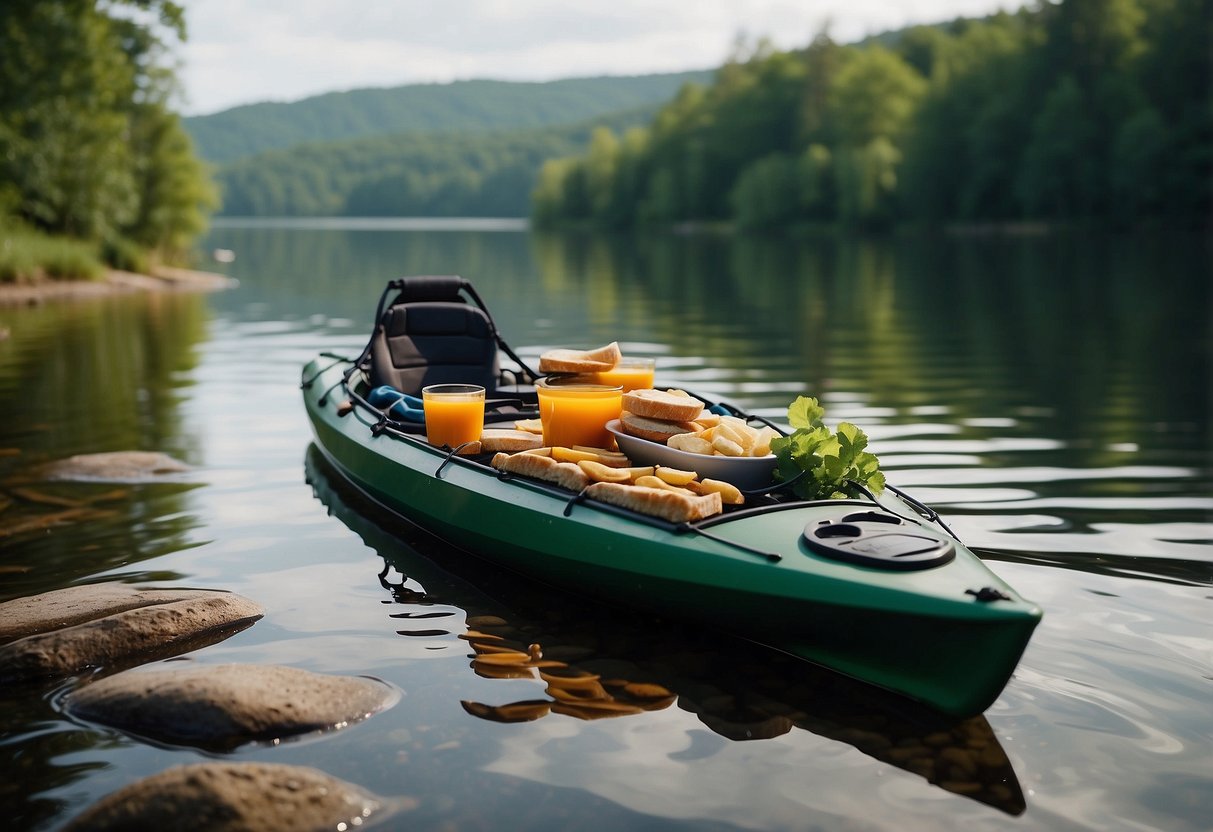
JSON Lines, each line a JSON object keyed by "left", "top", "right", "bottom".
{"left": 802, "top": 512, "right": 955, "bottom": 570}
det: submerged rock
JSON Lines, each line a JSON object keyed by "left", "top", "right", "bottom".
{"left": 64, "top": 663, "right": 399, "bottom": 750}
{"left": 62, "top": 761, "right": 411, "bottom": 831}
{"left": 30, "top": 451, "right": 189, "bottom": 482}
{"left": 0, "top": 590, "right": 263, "bottom": 683}
{"left": 0, "top": 583, "right": 222, "bottom": 644}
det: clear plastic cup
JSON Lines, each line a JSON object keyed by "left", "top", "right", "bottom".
{"left": 535, "top": 377, "right": 623, "bottom": 449}
{"left": 593, "top": 357, "right": 656, "bottom": 392}
{"left": 421, "top": 384, "right": 485, "bottom": 447}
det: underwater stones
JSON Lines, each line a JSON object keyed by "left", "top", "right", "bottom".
{"left": 32, "top": 451, "right": 189, "bottom": 482}
{"left": 0, "top": 590, "right": 263, "bottom": 683}
{"left": 62, "top": 761, "right": 410, "bottom": 832}
{"left": 64, "top": 663, "right": 398, "bottom": 750}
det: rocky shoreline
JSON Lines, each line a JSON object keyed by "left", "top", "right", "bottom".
{"left": 0, "top": 451, "right": 410, "bottom": 829}
{"left": 0, "top": 265, "right": 235, "bottom": 307}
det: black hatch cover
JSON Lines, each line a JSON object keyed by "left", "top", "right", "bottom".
{"left": 802, "top": 511, "right": 955, "bottom": 571}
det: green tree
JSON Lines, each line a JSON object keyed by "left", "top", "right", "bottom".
{"left": 0, "top": 1, "right": 214, "bottom": 263}
{"left": 827, "top": 47, "right": 926, "bottom": 147}
{"left": 731, "top": 153, "right": 800, "bottom": 228}
{"left": 584, "top": 127, "right": 620, "bottom": 221}
{"left": 1017, "top": 75, "right": 1097, "bottom": 217}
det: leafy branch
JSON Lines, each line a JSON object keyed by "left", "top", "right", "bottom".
{"left": 770, "top": 396, "right": 886, "bottom": 501}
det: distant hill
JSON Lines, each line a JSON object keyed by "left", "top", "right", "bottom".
{"left": 212, "top": 108, "right": 655, "bottom": 217}
{"left": 185, "top": 71, "right": 713, "bottom": 164}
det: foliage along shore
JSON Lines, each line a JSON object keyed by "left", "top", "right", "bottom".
{"left": 0, "top": 2, "right": 217, "bottom": 290}
{"left": 532, "top": 0, "right": 1211, "bottom": 231}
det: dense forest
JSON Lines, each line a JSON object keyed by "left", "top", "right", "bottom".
{"left": 0, "top": 0, "right": 216, "bottom": 278}
{"left": 185, "top": 72, "right": 712, "bottom": 164}
{"left": 533, "top": 0, "right": 1212, "bottom": 229}
{"left": 214, "top": 110, "right": 660, "bottom": 217}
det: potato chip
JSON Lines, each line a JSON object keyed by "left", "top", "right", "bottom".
{"left": 689, "top": 477, "right": 745, "bottom": 505}
{"left": 668, "top": 433, "right": 715, "bottom": 455}
{"left": 753, "top": 426, "right": 779, "bottom": 457}
{"left": 634, "top": 475, "right": 695, "bottom": 495}
{"left": 655, "top": 466, "right": 698, "bottom": 486}
{"left": 552, "top": 446, "right": 631, "bottom": 467}
{"left": 578, "top": 460, "right": 632, "bottom": 483}
{"left": 619, "top": 465, "right": 656, "bottom": 482}
{"left": 711, "top": 435, "right": 745, "bottom": 457}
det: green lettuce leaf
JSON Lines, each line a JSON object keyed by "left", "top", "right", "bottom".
{"left": 772, "top": 399, "right": 885, "bottom": 501}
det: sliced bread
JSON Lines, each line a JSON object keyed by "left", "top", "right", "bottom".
{"left": 619, "top": 410, "right": 700, "bottom": 444}
{"left": 480, "top": 429, "right": 544, "bottom": 452}
{"left": 622, "top": 388, "right": 705, "bottom": 422}
{"left": 538, "top": 342, "right": 622, "bottom": 374}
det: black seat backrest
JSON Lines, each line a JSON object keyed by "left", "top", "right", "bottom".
{"left": 367, "top": 276, "right": 500, "bottom": 396}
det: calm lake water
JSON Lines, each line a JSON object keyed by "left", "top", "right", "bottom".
{"left": 1, "top": 220, "right": 1210, "bottom": 831}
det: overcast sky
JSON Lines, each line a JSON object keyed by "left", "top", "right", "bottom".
{"left": 179, "top": 0, "right": 1015, "bottom": 116}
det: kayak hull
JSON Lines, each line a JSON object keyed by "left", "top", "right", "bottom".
{"left": 303, "top": 357, "right": 1041, "bottom": 716}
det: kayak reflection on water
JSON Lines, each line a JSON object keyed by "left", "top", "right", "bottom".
{"left": 308, "top": 446, "right": 1027, "bottom": 816}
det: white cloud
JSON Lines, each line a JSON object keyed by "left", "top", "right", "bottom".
{"left": 179, "top": 0, "right": 1013, "bottom": 115}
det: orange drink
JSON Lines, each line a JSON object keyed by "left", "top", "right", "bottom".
{"left": 593, "top": 357, "right": 656, "bottom": 392}
{"left": 536, "top": 377, "right": 623, "bottom": 449}
{"left": 422, "top": 384, "right": 485, "bottom": 447}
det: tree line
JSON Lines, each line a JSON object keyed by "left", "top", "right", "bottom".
{"left": 532, "top": 0, "right": 1211, "bottom": 229}
{"left": 0, "top": 1, "right": 216, "bottom": 272}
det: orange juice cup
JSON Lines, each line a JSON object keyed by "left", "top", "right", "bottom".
{"left": 593, "top": 357, "right": 656, "bottom": 392}
{"left": 422, "top": 384, "right": 485, "bottom": 448}
{"left": 536, "top": 377, "right": 623, "bottom": 449}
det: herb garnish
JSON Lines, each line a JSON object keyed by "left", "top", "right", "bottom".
{"left": 770, "top": 396, "right": 886, "bottom": 500}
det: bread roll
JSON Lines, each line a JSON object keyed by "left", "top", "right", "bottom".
{"left": 622, "top": 389, "right": 706, "bottom": 422}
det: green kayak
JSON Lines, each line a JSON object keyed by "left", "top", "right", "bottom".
{"left": 300, "top": 278, "right": 1041, "bottom": 716}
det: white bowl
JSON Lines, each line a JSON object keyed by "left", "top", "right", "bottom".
{"left": 605, "top": 419, "right": 778, "bottom": 491}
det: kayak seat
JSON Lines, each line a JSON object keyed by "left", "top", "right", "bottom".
{"left": 370, "top": 300, "right": 500, "bottom": 396}
{"left": 362, "top": 275, "right": 539, "bottom": 407}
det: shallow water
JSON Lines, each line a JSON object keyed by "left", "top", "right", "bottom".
{"left": 1, "top": 223, "right": 1209, "bottom": 830}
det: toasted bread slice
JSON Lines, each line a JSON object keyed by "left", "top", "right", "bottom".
{"left": 585, "top": 482, "right": 722, "bottom": 522}
{"left": 480, "top": 429, "right": 544, "bottom": 452}
{"left": 491, "top": 451, "right": 589, "bottom": 491}
{"left": 619, "top": 410, "right": 700, "bottom": 444}
{"left": 622, "top": 388, "right": 706, "bottom": 422}
{"left": 538, "top": 342, "right": 622, "bottom": 374}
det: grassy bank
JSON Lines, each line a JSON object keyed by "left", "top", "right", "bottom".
{"left": 0, "top": 223, "right": 105, "bottom": 284}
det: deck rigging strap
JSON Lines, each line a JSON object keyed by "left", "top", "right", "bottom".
{"left": 682, "top": 523, "right": 783, "bottom": 562}
{"left": 301, "top": 353, "right": 355, "bottom": 389}
{"left": 845, "top": 480, "right": 962, "bottom": 543}
{"left": 435, "top": 443, "right": 480, "bottom": 478}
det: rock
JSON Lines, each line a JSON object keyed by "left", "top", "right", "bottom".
{"left": 31, "top": 451, "right": 189, "bottom": 482}
{"left": 0, "top": 591, "right": 263, "bottom": 683}
{"left": 62, "top": 762, "right": 411, "bottom": 831}
{"left": 0, "top": 584, "right": 222, "bottom": 644}
{"left": 64, "top": 664, "right": 399, "bottom": 751}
